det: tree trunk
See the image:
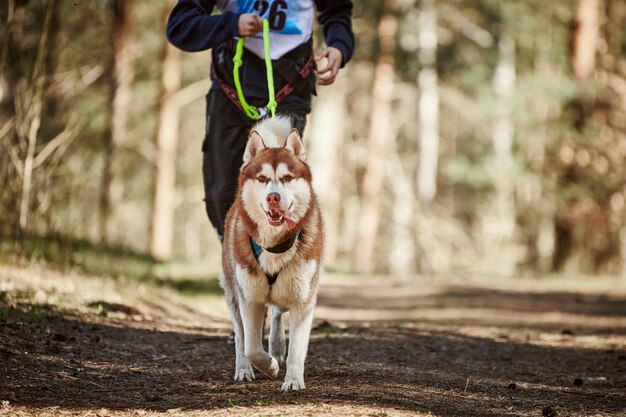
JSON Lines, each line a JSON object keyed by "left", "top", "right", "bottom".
{"left": 306, "top": 75, "right": 347, "bottom": 266}
{"left": 387, "top": 133, "right": 417, "bottom": 276}
{"left": 417, "top": 0, "right": 440, "bottom": 202}
{"left": 354, "top": 0, "right": 398, "bottom": 273}
{"left": 571, "top": 0, "right": 600, "bottom": 80}
{"left": 150, "top": 40, "right": 182, "bottom": 261}
{"left": 18, "top": 0, "right": 55, "bottom": 231}
{"left": 100, "top": 0, "right": 134, "bottom": 244}
{"left": 1, "top": 1, "right": 22, "bottom": 237}
{"left": 525, "top": 99, "right": 555, "bottom": 273}
{"left": 486, "top": 35, "right": 517, "bottom": 276}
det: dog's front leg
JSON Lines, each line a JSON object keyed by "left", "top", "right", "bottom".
{"left": 227, "top": 296, "right": 255, "bottom": 382}
{"left": 269, "top": 307, "right": 286, "bottom": 366}
{"left": 240, "top": 301, "right": 279, "bottom": 378}
{"left": 281, "top": 306, "right": 315, "bottom": 391}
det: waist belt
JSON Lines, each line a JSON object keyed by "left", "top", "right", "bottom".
{"left": 211, "top": 38, "right": 315, "bottom": 116}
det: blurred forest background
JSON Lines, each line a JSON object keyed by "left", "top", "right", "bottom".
{"left": 2, "top": 0, "right": 626, "bottom": 278}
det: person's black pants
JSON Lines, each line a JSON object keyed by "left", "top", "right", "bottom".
{"left": 202, "top": 89, "right": 307, "bottom": 240}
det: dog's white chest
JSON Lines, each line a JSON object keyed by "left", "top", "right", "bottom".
{"left": 268, "top": 260, "right": 318, "bottom": 309}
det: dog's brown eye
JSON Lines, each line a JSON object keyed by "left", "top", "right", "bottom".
{"left": 257, "top": 175, "right": 269, "bottom": 183}
{"left": 282, "top": 175, "right": 293, "bottom": 183}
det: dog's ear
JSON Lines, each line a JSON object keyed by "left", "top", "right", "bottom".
{"left": 284, "top": 128, "right": 306, "bottom": 161}
{"left": 243, "top": 130, "right": 267, "bottom": 165}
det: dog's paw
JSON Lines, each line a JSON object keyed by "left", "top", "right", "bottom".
{"left": 280, "top": 377, "right": 306, "bottom": 392}
{"left": 266, "top": 357, "right": 279, "bottom": 379}
{"left": 249, "top": 353, "right": 279, "bottom": 379}
{"left": 234, "top": 365, "right": 255, "bottom": 382}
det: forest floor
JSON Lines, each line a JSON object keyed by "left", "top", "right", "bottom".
{"left": 1, "top": 255, "right": 626, "bottom": 417}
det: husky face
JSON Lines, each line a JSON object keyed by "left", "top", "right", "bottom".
{"left": 240, "top": 128, "right": 312, "bottom": 231}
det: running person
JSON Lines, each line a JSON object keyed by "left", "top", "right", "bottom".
{"left": 166, "top": 0, "right": 355, "bottom": 240}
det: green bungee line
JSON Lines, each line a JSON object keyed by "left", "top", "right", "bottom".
{"left": 233, "top": 19, "right": 277, "bottom": 120}
{"left": 263, "top": 19, "right": 277, "bottom": 118}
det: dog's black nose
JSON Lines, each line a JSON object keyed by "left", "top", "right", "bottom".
{"left": 266, "top": 192, "right": 281, "bottom": 205}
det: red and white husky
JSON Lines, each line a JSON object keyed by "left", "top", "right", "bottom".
{"left": 220, "top": 116, "right": 324, "bottom": 391}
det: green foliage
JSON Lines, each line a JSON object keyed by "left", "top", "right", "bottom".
{"left": 2, "top": 0, "right": 626, "bottom": 274}
{"left": 443, "top": 154, "right": 491, "bottom": 189}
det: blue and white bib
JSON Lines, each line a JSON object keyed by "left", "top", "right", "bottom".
{"left": 217, "top": 0, "right": 314, "bottom": 59}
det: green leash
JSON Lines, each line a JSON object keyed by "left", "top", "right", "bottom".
{"left": 233, "top": 19, "right": 277, "bottom": 120}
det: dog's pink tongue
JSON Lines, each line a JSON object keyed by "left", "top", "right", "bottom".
{"left": 282, "top": 209, "right": 297, "bottom": 230}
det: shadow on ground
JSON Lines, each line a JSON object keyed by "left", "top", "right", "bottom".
{"left": 318, "top": 285, "right": 626, "bottom": 317}
{"left": 1, "top": 289, "right": 625, "bottom": 416}
{"left": 317, "top": 284, "right": 626, "bottom": 336}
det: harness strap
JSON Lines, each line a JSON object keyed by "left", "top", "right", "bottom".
{"left": 211, "top": 64, "right": 246, "bottom": 113}
{"left": 212, "top": 56, "right": 315, "bottom": 116}
{"left": 275, "top": 56, "right": 315, "bottom": 102}
{"left": 250, "top": 230, "right": 302, "bottom": 286}
{"left": 211, "top": 25, "right": 315, "bottom": 119}
{"left": 262, "top": 19, "right": 277, "bottom": 118}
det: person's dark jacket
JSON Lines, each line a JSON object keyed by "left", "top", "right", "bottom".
{"left": 166, "top": 0, "right": 355, "bottom": 111}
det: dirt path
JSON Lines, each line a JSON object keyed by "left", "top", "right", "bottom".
{"left": 1, "top": 265, "right": 625, "bottom": 416}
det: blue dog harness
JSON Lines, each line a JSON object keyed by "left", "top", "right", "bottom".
{"left": 250, "top": 230, "right": 302, "bottom": 285}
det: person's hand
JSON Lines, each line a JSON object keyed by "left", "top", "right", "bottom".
{"left": 316, "top": 47, "right": 343, "bottom": 86}
{"left": 238, "top": 14, "right": 263, "bottom": 36}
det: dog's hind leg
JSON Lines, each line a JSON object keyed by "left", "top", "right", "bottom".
{"left": 269, "top": 307, "right": 286, "bottom": 366}
{"left": 281, "top": 306, "right": 315, "bottom": 391}
{"left": 225, "top": 293, "right": 255, "bottom": 382}
{"left": 241, "top": 300, "right": 279, "bottom": 378}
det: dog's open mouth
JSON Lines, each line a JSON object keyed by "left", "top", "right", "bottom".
{"left": 264, "top": 206, "right": 298, "bottom": 230}
{"left": 266, "top": 208, "right": 285, "bottom": 226}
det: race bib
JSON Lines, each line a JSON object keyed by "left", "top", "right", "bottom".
{"left": 218, "top": 0, "right": 314, "bottom": 59}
